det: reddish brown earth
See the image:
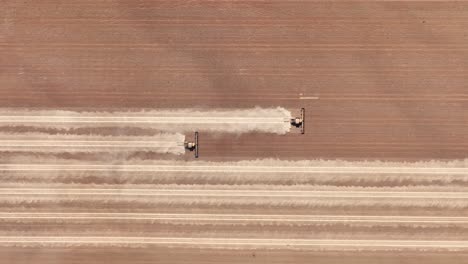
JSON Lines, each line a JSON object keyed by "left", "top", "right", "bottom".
{"left": 1, "top": 0, "right": 467, "bottom": 160}
{"left": 1, "top": 0, "right": 468, "bottom": 263}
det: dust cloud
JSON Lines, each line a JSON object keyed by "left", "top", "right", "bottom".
{"left": 0, "top": 107, "right": 292, "bottom": 134}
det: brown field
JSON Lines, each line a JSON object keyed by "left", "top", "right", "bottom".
{"left": 1, "top": 0, "right": 468, "bottom": 263}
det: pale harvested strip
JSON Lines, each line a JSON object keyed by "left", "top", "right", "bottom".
{"left": 0, "top": 107, "right": 292, "bottom": 134}
{"left": 1, "top": 160, "right": 467, "bottom": 193}
{"left": 2, "top": 157, "right": 466, "bottom": 168}
{"left": 0, "top": 236, "right": 467, "bottom": 250}
{"left": 1, "top": 182, "right": 467, "bottom": 193}
{"left": 0, "top": 189, "right": 467, "bottom": 199}
{"left": 0, "top": 164, "right": 467, "bottom": 174}
{"left": 1, "top": 187, "right": 466, "bottom": 215}
{"left": 0, "top": 133, "right": 185, "bottom": 155}
{"left": 0, "top": 160, "right": 467, "bottom": 193}
{"left": 1, "top": 212, "right": 467, "bottom": 223}
{"left": 1, "top": 213, "right": 467, "bottom": 241}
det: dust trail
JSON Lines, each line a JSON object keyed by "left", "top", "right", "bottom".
{"left": 0, "top": 133, "right": 185, "bottom": 155}
{"left": 0, "top": 107, "right": 292, "bottom": 134}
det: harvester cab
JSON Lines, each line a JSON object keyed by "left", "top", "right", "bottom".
{"left": 184, "top": 131, "right": 199, "bottom": 158}
{"left": 290, "top": 108, "right": 305, "bottom": 134}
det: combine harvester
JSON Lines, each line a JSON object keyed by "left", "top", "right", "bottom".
{"left": 290, "top": 108, "right": 305, "bottom": 134}
{"left": 184, "top": 131, "right": 199, "bottom": 158}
